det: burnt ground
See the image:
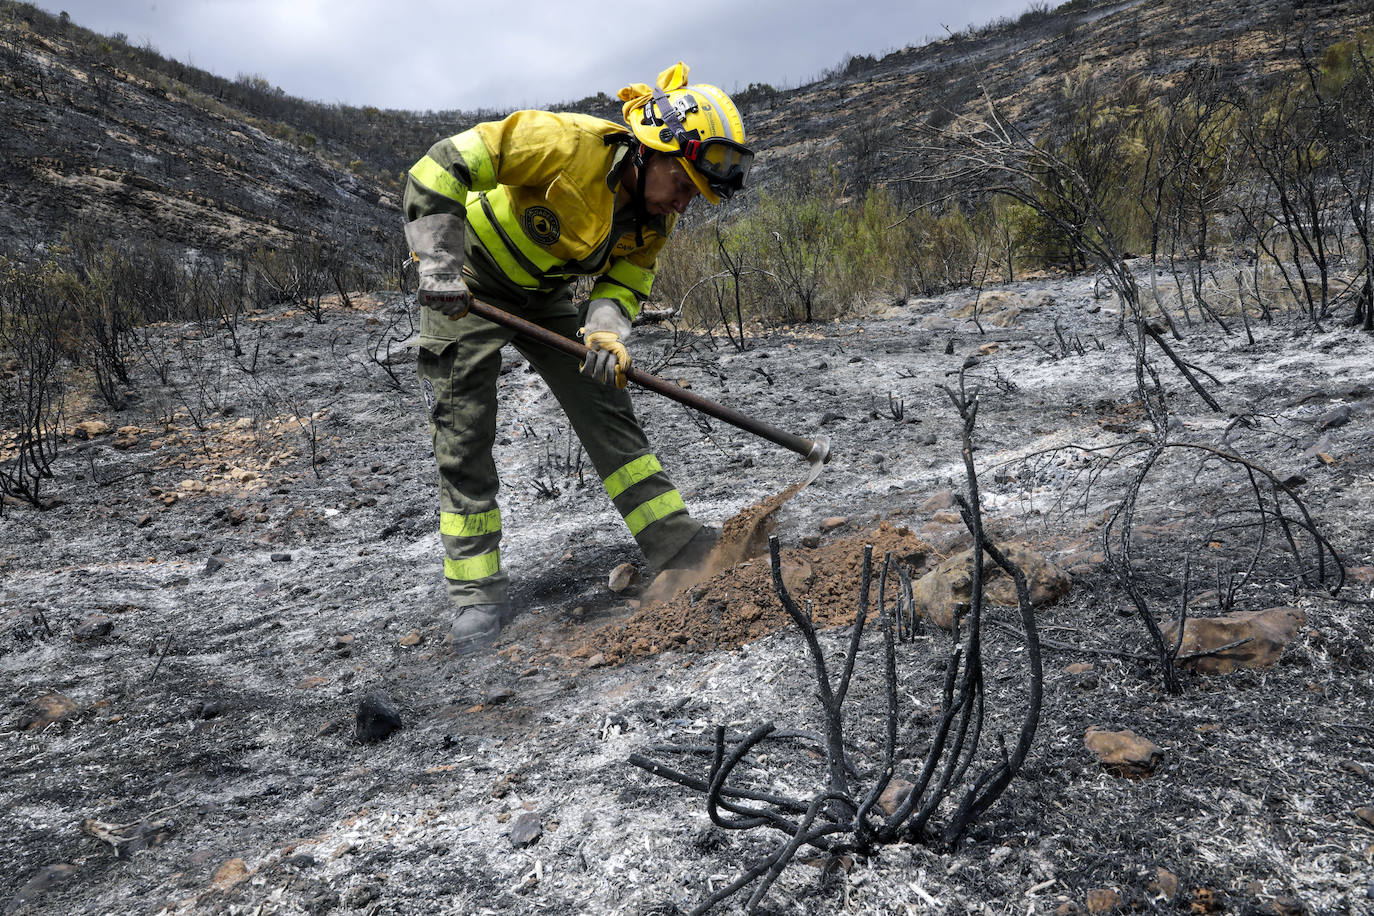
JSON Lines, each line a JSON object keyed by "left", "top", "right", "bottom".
{"left": 2, "top": 271, "right": 1373, "bottom": 915}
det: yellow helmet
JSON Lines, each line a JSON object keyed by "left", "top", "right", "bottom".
{"left": 618, "top": 62, "right": 754, "bottom": 204}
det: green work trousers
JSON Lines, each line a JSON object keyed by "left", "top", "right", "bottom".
{"left": 416, "top": 286, "right": 702, "bottom": 607}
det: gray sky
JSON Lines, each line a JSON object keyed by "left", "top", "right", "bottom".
{"left": 32, "top": 1, "right": 1037, "bottom": 113}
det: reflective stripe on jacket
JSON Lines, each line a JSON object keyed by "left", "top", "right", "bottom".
{"left": 404, "top": 110, "right": 674, "bottom": 319}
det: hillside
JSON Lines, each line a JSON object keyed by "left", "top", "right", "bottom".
{"left": 0, "top": 3, "right": 398, "bottom": 265}
{"left": 2, "top": 0, "right": 1365, "bottom": 267}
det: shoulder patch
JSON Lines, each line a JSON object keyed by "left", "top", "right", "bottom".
{"left": 522, "top": 206, "right": 561, "bottom": 245}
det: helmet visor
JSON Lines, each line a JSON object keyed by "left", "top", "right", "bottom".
{"left": 685, "top": 138, "right": 754, "bottom": 197}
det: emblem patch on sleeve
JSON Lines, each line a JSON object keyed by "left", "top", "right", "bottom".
{"left": 522, "top": 206, "right": 561, "bottom": 245}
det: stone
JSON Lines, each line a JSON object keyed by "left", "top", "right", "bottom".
{"left": 877, "top": 778, "right": 914, "bottom": 816}
{"left": 1318, "top": 405, "right": 1351, "bottom": 429}
{"left": 7, "top": 864, "right": 78, "bottom": 911}
{"left": 1355, "top": 807, "right": 1374, "bottom": 828}
{"left": 1064, "top": 662, "right": 1098, "bottom": 689}
{"left": 397, "top": 630, "right": 421, "bottom": 647}
{"left": 820, "top": 517, "right": 848, "bottom": 531}
{"left": 1163, "top": 607, "right": 1306, "bottom": 674}
{"left": 510, "top": 812, "right": 542, "bottom": 847}
{"left": 484, "top": 686, "right": 516, "bottom": 706}
{"left": 355, "top": 691, "right": 402, "bottom": 743}
{"left": 1084, "top": 726, "right": 1164, "bottom": 777}
{"left": 270, "top": 552, "right": 292, "bottom": 562}
{"left": 801, "top": 535, "right": 820, "bottom": 548}
{"left": 607, "top": 563, "right": 640, "bottom": 594}
{"left": 212, "top": 858, "right": 248, "bottom": 887}
{"left": 202, "top": 557, "right": 225, "bottom": 577}
{"left": 1085, "top": 887, "right": 1122, "bottom": 913}
{"left": 912, "top": 543, "right": 1071, "bottom": 630}
{"left": 19, "top": 693, "right": 80, "bottom": 731}
{"left": 920, "top": 490, "right": 957, "bottom": 512}
{"left": 73, "top": 420, "right": 111, "bottom": 439}
{"left": 585, "top": 653, "right": 607, "bottom": 669}
{"left": 1147, "top": 866, "right": 1178, "bottom": 900}
{"left": 1348, "top": 566, "right": 1374, "bottom": 585}
{"left": 73, "top": 615, "right": 114, "bottom": 641}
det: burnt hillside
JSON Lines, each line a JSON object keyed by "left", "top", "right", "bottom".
{"left": 0, "top": 0, "right": 1364, "bottom": 266}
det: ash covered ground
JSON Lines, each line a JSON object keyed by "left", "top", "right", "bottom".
{"left": 2, "top": 273, "right": 1373, "bottom": 915}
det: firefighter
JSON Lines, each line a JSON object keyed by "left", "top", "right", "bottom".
{"left": 403, "top": 63, "right": 754, "bottom": 653}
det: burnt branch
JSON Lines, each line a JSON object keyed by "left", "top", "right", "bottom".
{"left": 630, "top": 370, "right": 1043, "bottom": 913}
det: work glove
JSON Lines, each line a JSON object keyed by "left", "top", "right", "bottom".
{"left": 580, "top": 298, "right": 633, "bottom": 389}
{"left": 404, "top": 213, "right": 470, "bottom": 319}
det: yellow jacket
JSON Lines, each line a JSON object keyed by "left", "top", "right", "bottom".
{"left": 403, "top": 109, "right": 674, "bottom": 318}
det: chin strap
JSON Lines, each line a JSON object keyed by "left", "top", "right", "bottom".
{"left": 607, "top": 132, "right": 651, "bottom": 247}
{"left": 631, "top": 145, "right": 651, "bottom": 247}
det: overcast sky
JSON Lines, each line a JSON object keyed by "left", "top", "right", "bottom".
{"left": 32, "top": 1, "right": 1037, "bottom": 113}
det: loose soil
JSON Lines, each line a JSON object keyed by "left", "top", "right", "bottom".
{"left": 2, "top": 274, "right": 1373, "bottom": 915}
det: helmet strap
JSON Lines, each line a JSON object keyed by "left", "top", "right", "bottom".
{"left": 631, "top": 144, "right": 651, "bottom": 246}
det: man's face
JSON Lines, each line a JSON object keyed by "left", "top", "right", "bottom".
{"left": 642, "top": 155, "right": 700, "bottom": 216}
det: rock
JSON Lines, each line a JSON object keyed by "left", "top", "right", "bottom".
{"left": 510, "top": 812, "right": 542, "bottom": 847}
{"left": 1084, "top": 726, "right": 1164, "bottom": 777}
{"left": 19, "top": 693, "right": 80, "bottom": 731}
{"left": 397, "top": 630, "right": 422, "bottom": 647}
{"left": 1270, "top": 897, "right": 1307, "bottom": 915}
{"left": 484, "top": 686, "right": 516, "bottom": 706}
{"left": 820, "top": 517, "right": 848, "bottom": 531}
{"left": 919, "top": 490, "right": 957, "bottom": 512}
{"left": 877, "top": 778, "right": 913, "bottom": 816}
{"left": 73, "top": 615, "right": 114, "bottom": 641}
{"left": 1355, "top": 807, "right": 1374, "bottom": 828}
{"left": 607, "top": 563, "right": 640, "bottom": 594}
{"left": 1063, "top": 662, "right": 1098, "bottom": 689}
{"left": 7, "top": 864, "right": 78, "bottom": 911}
{"left": 911, "top": 543, "right": 1071, "bottom": 630}
{"left": 73, "top": 420, "right": 111, "bottom": 439}
{"left": 1085, "top": 887, "right": 1123, "bottom": 913}
{"left": 355, "top": 691, "right": 402, "bottom": 743}
{"left": 1164, "top": 607, "right": 1305, "bottom": 674}
{"left": 1148, "top": 866, "right": 1179, "bottom": 901}
{"left": 585, "top": 653, "right": 607, "bottom": 669}
{"left": 270, "top": 552, "right": 292, "bottom": 562}
{"left": 1318, "top": 405, "right": 1351, "bottom": 429}
{"left": 801, "top": 535, "right": 820, "bottom": 548}
{"left": 1347, "top": 566, "right": 1374, "bottom": 585}
{"left": 112, "top": 426, "right": 140, "bottom": 449}
{"left": 202, "top": 557, "right": 225, "bottom": 577}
